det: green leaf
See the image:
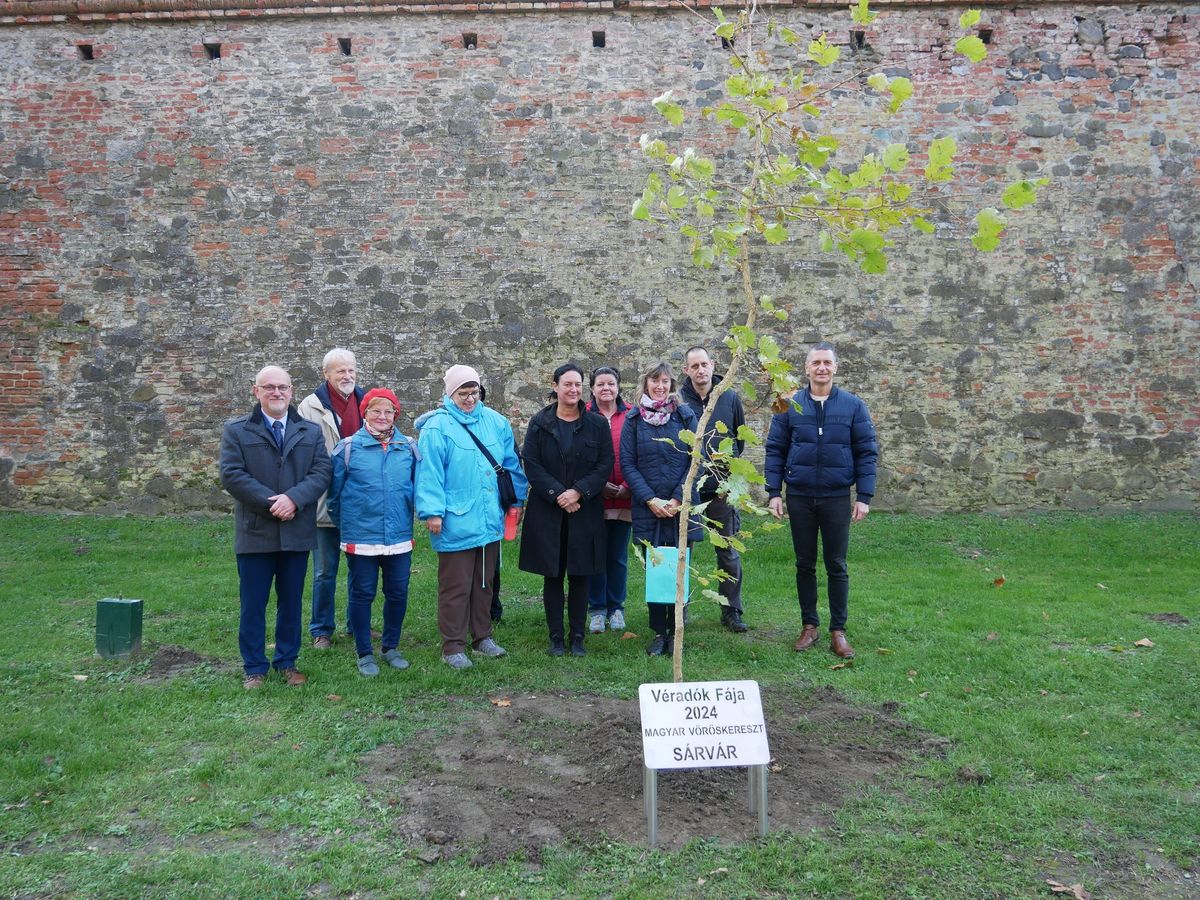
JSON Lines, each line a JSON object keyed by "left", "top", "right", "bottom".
{"left": 692, "top": 245, "right": 716, "bottom": 268}
{"left": 775, "top": 308, "right": 789, "bottom": 321}
{"left": 925, "top": 135, "right": 957, "bottom": 182}
{"left": 631, "top": 198, "right": 650, "bottom": 221}
{"left": 882, "top": 143, "right": 910, "bottom": 172}
{"left": 736, "top": 425, "right": 758, "bottom": 443}
{"left": 652, "top": 91, "right": 686, "bottom": 126}
{"left": 740, "top": 380, "right": 759, "bottom": 401}
{"left": 807, "top": 34, "right": 840, "bottom": 67}
{"left": 851, "top": 0, "right": 878, "bottom": 26}
{"left": 972, "top": 207, "right": 1005, "bottom": 251}
{"left": 725, "top": 75, "right": 750, "bottom": 97}
{"left": 779, "top": 26, "right": 799, "bottom": 45}
{"left": 959, "top": 9, "right": 981, "bottom": 28}
{"left": 887, "top": 76, "right": 913, "bottom": 113}
{"left": 819, "top": 231, "right": 834, "bottom": 253}
{"left": 867, "top": 73, "right": 889, "bottom": 93}
{"left": 715, "top": 22, "right": 736, "bottom": 39}
{"left": 1001, "top": 179, "right": 1044, "bottom": 210}
{"left": 686, "top": 156, "right": 716, "bottom": 179}
{"left": 852, "top": 155, "right": 885, "bottom": 188}
{"left": 885, "top": 182, "right": 913, "bottom": 202}
{"left": 713, "top": 6, "right": 725, "bottom": 22}
{"left": 763, "top": 222, "right": 788, "bottom": 244}
{"left": 695, "top": 200, "right": 715, "bottom": 219}
{"left": 759, "top": 335, "right": 781, "bottom": 361}
{"left": 716, "top": 105, "right": 749, "bottom": 129}
{"left": 850, "top": 228, "right": 885, "bottom": 252}
{"left": 666, "top": 186, "right": 688, "bottom": 209}
{"left": 801, "top": 103, "right": 821, "bottom": 118}
{"left": 677, "top": 429, "right": 697, "bottom": 447}
{"left": 955, "top": 35, "right": 988, "bottom": 63}
{"left": 861, "top": 249, "right": 888, "bottom": 273}
{"left": 913, "top": 216, "right": 935, "bottom": 234}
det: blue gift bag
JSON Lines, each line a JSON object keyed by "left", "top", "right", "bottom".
{"left": 645, "top": 545, "right": 690, "bottom": 605}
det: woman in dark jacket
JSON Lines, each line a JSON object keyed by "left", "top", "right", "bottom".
{"left": 519, "top": 363, "right": 614, "bottom": 657}
{"left": 619, "top": 361, "right": 700, "bottom": 656}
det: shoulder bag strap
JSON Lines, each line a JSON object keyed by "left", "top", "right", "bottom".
{"left": 456, "top": 419, "right": 504, "bottom": 473}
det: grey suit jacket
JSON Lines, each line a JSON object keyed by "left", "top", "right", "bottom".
{"left": 219, "top": 406, "right": 332, "bottom": 554}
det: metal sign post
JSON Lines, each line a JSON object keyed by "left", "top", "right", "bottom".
{"left": 638, "top": 679, "right": 771, "bottom": 846}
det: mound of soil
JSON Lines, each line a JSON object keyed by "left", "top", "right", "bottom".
{"left": 138, "top": 644, "right": 232, "bottom": 683}
{"left": 361, "top": 685, "right": 942, "bottom": 862}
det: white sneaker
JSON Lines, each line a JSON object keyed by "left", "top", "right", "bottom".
{"left": 589, "top": 613, "right": 606, "bottom": 634}
{"left": 473, "top": 638, "right": 507, "bottom": 658}
{"left": 608, "top": 610, "right": 626, "bottom": 631}
{"left": 442, "top": 652, "right": 473, "bottom": 669}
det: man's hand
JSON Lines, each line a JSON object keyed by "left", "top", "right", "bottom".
{"left": 852, "top": 501, "right": 870, "bottom": 522}
{"left": 768, "top": 497, "right": 784, "bottom": 519}
{"left": 426, "top": 516, "right": 443, "bottom": 535}
{"left": 268, "top": 493, "right": 297, "bottom": 521}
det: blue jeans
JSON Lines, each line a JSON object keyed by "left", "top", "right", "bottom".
{"left": 785, "top": 493, "right": 852, "bottom": 632}
{"left": 237, "top": 551, "right": 309, "bottom": 675}
{"left": 346, "top": 552, "right": 412, "bottom": 657}
{"left": 309, "top": 525, "right": 348, "bottom": 638}
{"left": 587, "top": 519, "right": 632, "bottom": 615}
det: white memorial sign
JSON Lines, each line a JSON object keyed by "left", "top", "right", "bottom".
{"left": 638, "top": 679, "right": 770, "bottom": 770}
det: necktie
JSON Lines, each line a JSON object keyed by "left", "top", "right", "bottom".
{"left": 272, "top": 420, "right": 284, "bottom": 453}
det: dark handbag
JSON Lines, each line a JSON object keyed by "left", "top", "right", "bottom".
{"left": 457, "top": 420, "right": 519, "bottom": 510}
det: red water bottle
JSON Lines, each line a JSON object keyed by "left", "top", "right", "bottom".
{"left": 504, "top": 507, "right": 520, "bottom": 541}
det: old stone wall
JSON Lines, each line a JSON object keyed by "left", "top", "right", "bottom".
{"left": 0, "top": 3, "right": 1196, "bottom": 513}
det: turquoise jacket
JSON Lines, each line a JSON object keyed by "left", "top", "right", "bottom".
{"left": 414, "top": 396, "right": 528, "bottom": 553}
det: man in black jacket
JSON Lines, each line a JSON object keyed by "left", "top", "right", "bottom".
{"left": 220, "top": 365, "right": 332, "bottom": 689}
{"left": 682, "top": 346, "right": 748, "bottom": 633}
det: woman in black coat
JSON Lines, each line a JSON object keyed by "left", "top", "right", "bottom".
{"left": 519, "top": 363, "right": 614, "bottom": 657}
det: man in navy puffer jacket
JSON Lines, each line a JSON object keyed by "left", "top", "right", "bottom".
{"left": 765, "top": 342, "right": 877, "bottom": 660}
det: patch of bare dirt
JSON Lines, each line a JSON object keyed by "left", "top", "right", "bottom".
{"left": 1147, "top": 613, "right": 1190, "bottom": 626}
{"left": 361, "top": 684, "right": 941, "bottom": 863}
{"left": 1042, "top": 842, "right": 1198, "bottom": 899}
{"left": 137, "top": 644, "right": 232, "bottom": 683}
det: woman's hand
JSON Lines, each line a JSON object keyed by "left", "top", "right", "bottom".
{"left": 648, "top": 498, "right": 673, "bottom": 518}
{"left": 557, "top": 488, "right": 582, "bottom": 510}
{"left": 425, "top": 516, "right": 443, "bottom": 535}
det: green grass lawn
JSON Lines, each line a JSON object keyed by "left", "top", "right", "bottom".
{"left": 0, "top": 510, "right": 1196, "bottom": 898}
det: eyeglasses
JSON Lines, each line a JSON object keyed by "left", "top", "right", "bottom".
{"left": 257, "top": 384, "right": 292, "bottom": 394}
{"left": 454, "top": 390, "right": 480, "bottom": 400}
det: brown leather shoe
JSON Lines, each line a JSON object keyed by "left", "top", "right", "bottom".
{"left": 242, "top": 674, "right": 266, "bottom": 690}
{"left": 312, "top": 635, "right": 332, "bottom": 650}
{"left": 279, "top": 668, "right": 308, "bottom": 686}
{"left": 830, "top": 630, "right": 855, "bottom": 659}
{"left": 793, "top": 624, "right": 820, "bottom": 652}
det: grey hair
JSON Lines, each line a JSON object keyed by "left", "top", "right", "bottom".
{"left": 806, "top": 341, "right": 838, "bottom": 364}
{"left": 322, "top": 348, "right": 356, "bottom": 371}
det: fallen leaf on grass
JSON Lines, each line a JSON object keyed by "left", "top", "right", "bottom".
{"left": 72, "top": 675, "right": 88, "bottom": 682}
{"left": 1045, "top": 879, "right": 1091, "bottom": 899}
{"left": 1129, "top": 710, "right": 1142, "bottom": 718}
{"left": 1039, "top": 689, "right": 1049, "bottom": 696}
{"left": 993, "top": 576, "right": 1006, "bottom": 587}
{"left": 906, "top": 669, "right": 918, "bottom": 677}
{"left": 1096, "top": 583, "right": 1107, "bottom": 590}
{"left": 962, "top": 685, "right": 973, "bottom": 693}
{"left": 876, "top": 647, "right": 892, "bottom": 655}
{"left": 621, "top": 631, "right": 638, "bottom": 640}
{"left": 490, "top": 697, "right": 512, "bottom": 708}
{"left": 985, "top": 632, "right": 999, "bottom": 641}
{"left": 326, "top": 694, "right": 342, "bottom": 702}
{"left": 956, "top": 766, "right": 987, "bottom": 785}
{"left": 918, "top": 691, "right": 929, "bottom": 699}
{"left": 1134, "top": 638, "right": 1154, "bottom": 648}
{"left": 186, "top": 796, "right": 197, "bottom": 803}
{"left": 829, "top": 661, "right": 854, "bottom": 670}
{"left": 4, "top": 802, "right": 28, "bottom": 810}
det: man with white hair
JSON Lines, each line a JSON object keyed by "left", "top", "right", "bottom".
{"left": 297, "top": 348, "right": 365, "bottom": 649}
{"left": 220, "top": 365, "right": 331, "bottom": 688}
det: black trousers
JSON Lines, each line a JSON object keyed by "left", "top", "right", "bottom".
{"left": 785, "top": 493, "right": 852, "bottom": 632}
{"left": 542, "top": 519, "right": 587, "bottom": 641}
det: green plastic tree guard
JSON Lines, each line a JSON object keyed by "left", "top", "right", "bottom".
{"left": 96, "top": 598, "right": 143, "bottom": 658}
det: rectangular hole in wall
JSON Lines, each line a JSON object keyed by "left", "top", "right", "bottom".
{"left": 77, "top": 44, "right": 95, "bottom": 60}
{"left": 978, "top": 27, "right": 993, "bottom": 45}
{"left": 338, "top": 37, "right": 352, "bottom": 55}
{"left": 850, "top": 30, "right": 865, "bottom": 51}
{"left": 203, "top": 42, "right": 222, "bottom": 60}
{"left": 592, "top": 30, "right": 606, "bottom": 48}
{"left": 462, "top": 32, "right": 477, "bottom": 50}
{"left": 720, "top": 36, "right": 734, "bottom": 50}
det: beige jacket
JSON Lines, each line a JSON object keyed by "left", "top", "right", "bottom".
{"left": 297, "top": 388, "right": 352, "bottom": 527}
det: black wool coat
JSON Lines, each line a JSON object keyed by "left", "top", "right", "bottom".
{"left": 517, "top": 402, "right": 614, "bottom": 578}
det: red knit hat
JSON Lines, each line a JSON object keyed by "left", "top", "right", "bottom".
{"left": 360, "top": 387, "right": 401, "bottom": 416}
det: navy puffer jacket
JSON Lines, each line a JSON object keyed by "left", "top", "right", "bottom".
{"left": 619, "top": 403, "right": 703, "bottom": 546}
{"left": 764, "top": 386, "right": 878, "bottom": 502}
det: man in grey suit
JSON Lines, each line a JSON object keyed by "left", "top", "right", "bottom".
{"left": 219, "top": 365, "right": 332, "bottom": 689}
